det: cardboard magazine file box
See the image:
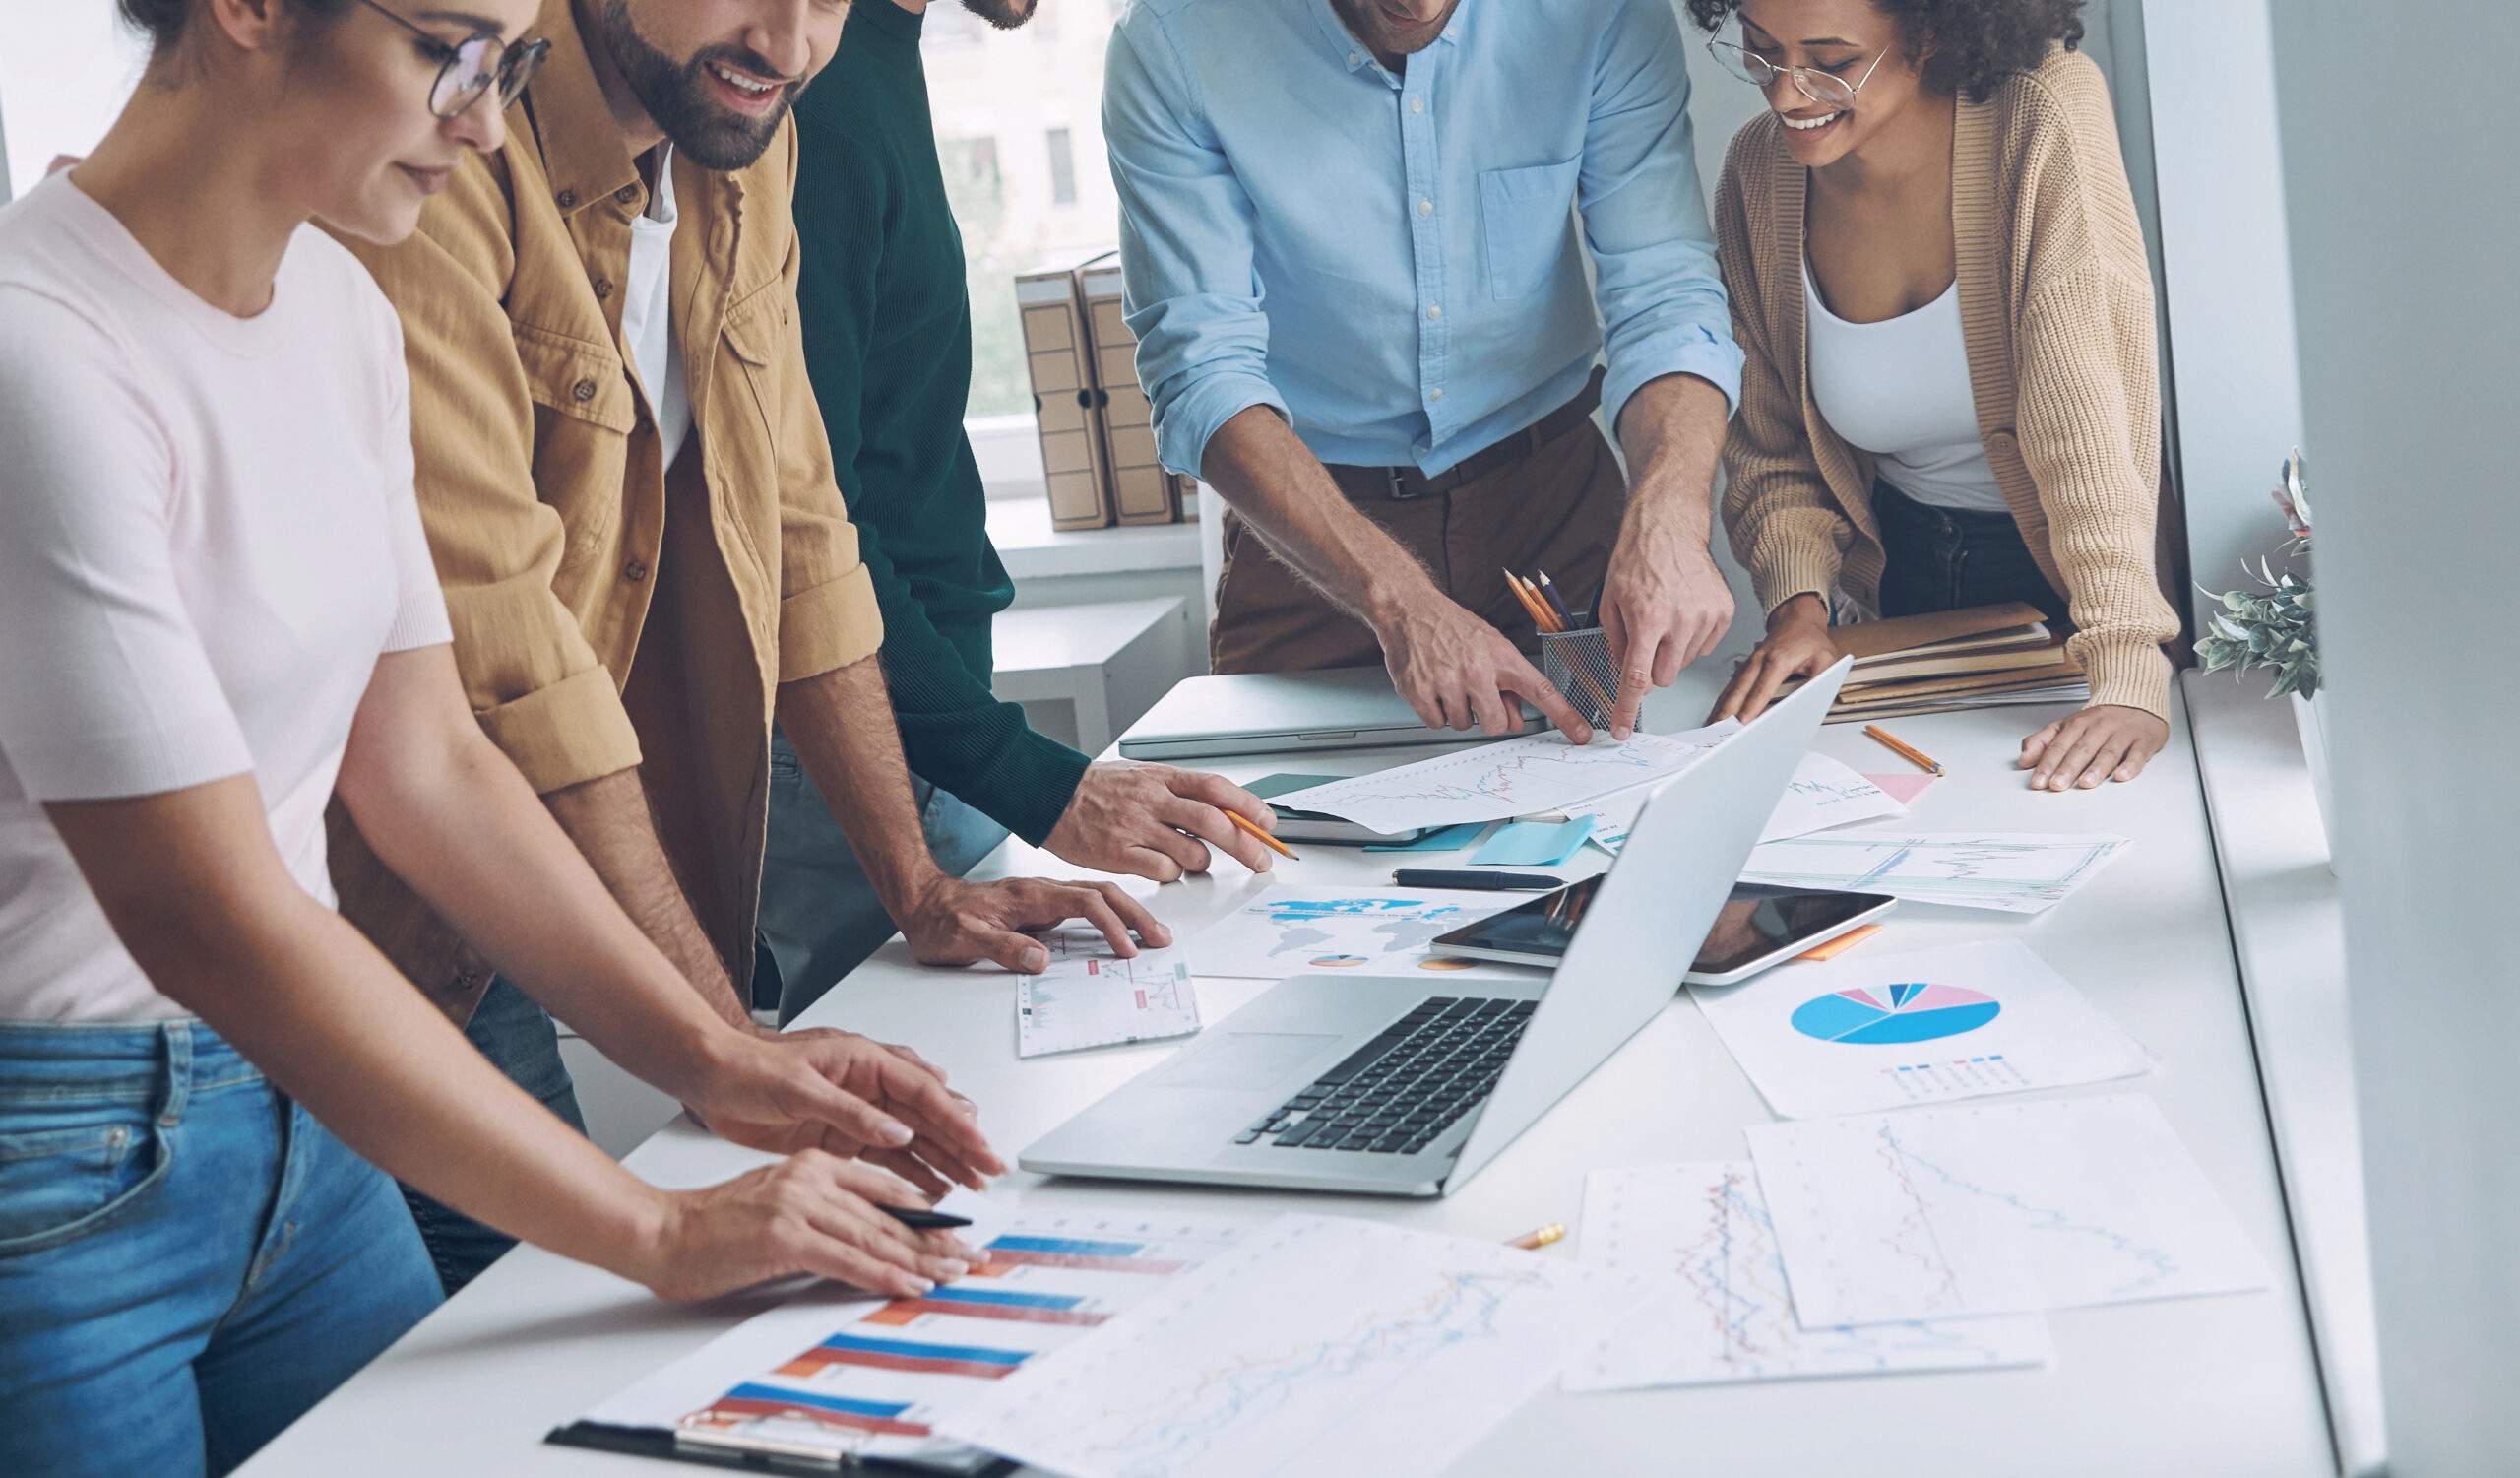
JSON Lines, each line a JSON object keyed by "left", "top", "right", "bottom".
{"left": 1015, "top": 261, "right": 1114, "bottom": 531}
{"left": 1078, "top": 257, "right": 1191, "bottom": 525}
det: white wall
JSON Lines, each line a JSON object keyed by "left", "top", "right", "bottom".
{"left": 2267, "top": 0, "right": 2520, "bottom": 1470}
{"left": 0, "top": 8, "right": 147, "bottom": 195}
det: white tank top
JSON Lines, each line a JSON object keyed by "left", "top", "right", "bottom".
{"left": 1803, "top": 254, "right": 2010, "bottom": 514}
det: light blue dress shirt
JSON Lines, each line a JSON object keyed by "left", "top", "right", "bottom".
{"left": 1104, "top": 0, "right": 1743, "bottom": 480}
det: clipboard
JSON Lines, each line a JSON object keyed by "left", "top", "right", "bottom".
{"left": 545, "top": 1419, "right": 1014, "bottom": 1475}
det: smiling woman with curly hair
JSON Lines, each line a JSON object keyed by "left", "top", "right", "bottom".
{"left": 1695, "top": 0, "right": 2186, "bottom": 794}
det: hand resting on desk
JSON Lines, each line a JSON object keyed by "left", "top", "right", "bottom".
{"left": 1044, "top": 761, "right": 1281, "bottom": 882}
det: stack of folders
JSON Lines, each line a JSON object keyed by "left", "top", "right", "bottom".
{"left": 1788, "top": 601, "right": 2091, "bottom": 722}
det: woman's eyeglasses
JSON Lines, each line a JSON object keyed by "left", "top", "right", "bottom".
{"left": 351, "top": 0, "right": 550, "bottom": 120}
{"left": 1705, "top": 31, "right": 1887, "bottom": 111}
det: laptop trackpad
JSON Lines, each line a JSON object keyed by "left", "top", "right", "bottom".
{"left": 1156, "top": 1032, "right": 1340, "bottom": 1092}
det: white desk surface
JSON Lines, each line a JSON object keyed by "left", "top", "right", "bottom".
{"left": 243, "top": 677, "right": 2336, "bottom": 1478}
{"left": 2185, "top": 674, "right": 2381, "bottom": 1476}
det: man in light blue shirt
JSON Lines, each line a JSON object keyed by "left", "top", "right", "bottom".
{"left": 1105, "top": 0, "right": 1744, "bottom": 739}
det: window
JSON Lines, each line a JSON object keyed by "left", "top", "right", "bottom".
{"left": 925, "top": 0, "right": 1122, "bottom": 435}
{"left": 1045, "top": 127, "right": 1077, "bottom": 208}
{"left": 0, "top": 10, "right": 147, "bottom": 202}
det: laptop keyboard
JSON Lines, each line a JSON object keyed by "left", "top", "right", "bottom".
{"left": 1231, "top": 996, "right": 1536, "bottom": 1156}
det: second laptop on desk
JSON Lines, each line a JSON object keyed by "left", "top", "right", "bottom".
{"left": 1021, "top": 659, "right": 1854, "bottom": 1196}
{"left": 1115, "top": 664, "right": 1544, "bottom": 760}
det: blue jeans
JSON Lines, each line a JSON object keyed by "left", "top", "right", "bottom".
{"left": 396, "top": 976, "right": 587, "bottom": 1296}
{"left": 0, "top": 1020, "right": 441, "bottom": 1478}
{"left": 759, "top": 725, "right": 1010, "bottom": 1025}
{"left": 1873, "top": 480, "right": 2072, "bottom": 624}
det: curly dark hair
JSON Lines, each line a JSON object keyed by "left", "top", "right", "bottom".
{"left": 1682, "top": 0, "right": 2086, "bottom": 103}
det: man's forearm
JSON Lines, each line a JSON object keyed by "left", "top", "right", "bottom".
{"left": 544, "top": 767, "right": 752, "bottom": 1029}
{"left": 777, "top": 654, "right": 943, "bottom": 921}
{"left": 1613, "top": 371, "right": 1731, "bottom": 539}
{"left": 1200, "top": 405, "right": 1440, "bottom": 629}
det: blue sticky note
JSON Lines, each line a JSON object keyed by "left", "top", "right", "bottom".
{"left": 1471, "top": 818, "right": 1596, "bottom": 867}
{"left": 1364, "top": 821, "right": 1486, "bottom": 853}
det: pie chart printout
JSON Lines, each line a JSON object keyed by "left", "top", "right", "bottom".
{"left": 1790, "top": 982, "right": 2000, "bottom": 1045}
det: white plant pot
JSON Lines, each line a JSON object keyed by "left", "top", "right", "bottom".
{"left": 2291, "top": 690, "right": 2338, "bottom": 872}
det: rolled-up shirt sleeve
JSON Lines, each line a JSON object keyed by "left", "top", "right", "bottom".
{"left": 1103, "top": 13, "right": 1290, "bottom": 480}
{"left": 343, "top": 167, "right": 643, "bottom": 797}
{"left": 1583, "top": 0, "right": 1745, "bottom": 436}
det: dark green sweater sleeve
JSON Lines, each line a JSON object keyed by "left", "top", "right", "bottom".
{"left": 791, "top": 110, "right": 1090, "bottom": 846}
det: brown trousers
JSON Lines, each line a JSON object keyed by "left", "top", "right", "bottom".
{"left": 1210, "top": 417, "right": 1627, "bottom": 675}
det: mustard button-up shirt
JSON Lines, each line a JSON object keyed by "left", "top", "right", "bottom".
{"left": 328, "top": 0, "right": 882, "bottom": 1018}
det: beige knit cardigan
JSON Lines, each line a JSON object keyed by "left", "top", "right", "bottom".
{"left": 1714, "top": 46, "right": 2179, "bottom": 720}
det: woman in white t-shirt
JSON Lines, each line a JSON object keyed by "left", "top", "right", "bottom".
{"left": 0, "top": 5, "right": 999, "bottom": 1473}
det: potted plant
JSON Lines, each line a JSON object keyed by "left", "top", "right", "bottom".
{"left": 2195, "top": 450, "right": 2329, "bottom": 851}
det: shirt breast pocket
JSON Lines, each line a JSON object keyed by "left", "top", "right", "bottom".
{"left": 1480, "top": 157, "right": 1582, "bottom": 302}
{"left": 721, "top": 288, "right": 785, "bottom": 460}
{"left": 513, "top": 325, "right": 636, "bottom": 570}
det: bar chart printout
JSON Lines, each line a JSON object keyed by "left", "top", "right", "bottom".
{"left": 569, "top": 1213, "right": 1248, "bottom": 1472}
{"left": 1567, "top": 1162, "right": 2049, "bottom": 1391}
{"left": 936, "top": 1213, "right": 1635, "bottom": 1478}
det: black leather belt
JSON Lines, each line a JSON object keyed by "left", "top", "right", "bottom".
{"left": 1329, "top": 368, "right": 1605, "bottom": 502}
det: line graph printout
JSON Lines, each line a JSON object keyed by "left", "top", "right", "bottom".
{"left": 1740, "top": 832, "right": 2130, "bottom": 913}
{"left": 1746, "top": 1097, "right": 2270, "bottom": 1327}
{"left": 1268, "top": 720, "right": 1742, "bottom": 832}
{"left": 1688, "top": 940, "right": 2154, "bottom": 1118}
{"left": 1758, "top": 752, "right": 1910, "bottom": 843}
{"left": 1572, "top": 751, "right": 1909, "bottom": 858}
{"left": 936, "top": 1213, "right": 1634, "bottom": 1478}
{"left": 1016, "top": 932, "right": 1202, "bottom": 1058}
{"left": 575, "top": 1212, "right": 1250, "bottom": 1473}
{"left": 1184, "top": 886, "right": 1531, "bottom": 981}
{"left": 1567, "top": 1163, "right": 2048, "bottom": 1391}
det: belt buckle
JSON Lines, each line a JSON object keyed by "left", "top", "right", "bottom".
{"left": 1384, "top": 466, "right": 1422, "bottom": 502}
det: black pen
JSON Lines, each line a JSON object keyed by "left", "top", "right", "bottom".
{"left": 880, "top": 1205, "right": 975, "bottom": 1231}
{"left": 1392, "top": 868, "right": 1566, "bottom": 892}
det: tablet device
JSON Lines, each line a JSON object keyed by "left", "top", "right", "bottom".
{"left": 1428, "top": 879, "right": 1895, "bottom": 985}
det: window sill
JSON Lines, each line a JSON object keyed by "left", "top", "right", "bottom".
{"left": 985, "top": 497, "right": 1203, "bottom": 582}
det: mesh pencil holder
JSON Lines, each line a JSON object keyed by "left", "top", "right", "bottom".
{"left": 1540, "top": 614, "right": 1619, "bottom": 730}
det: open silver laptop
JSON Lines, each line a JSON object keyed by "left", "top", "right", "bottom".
{"left": 1023, "top": 658, "right": 1854, "bottom": 1195}
{"left": 1115, "top": 666, "right": 1544, "bottom": 760}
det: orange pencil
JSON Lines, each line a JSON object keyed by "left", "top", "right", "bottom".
{"left": 1502, "top": 568, "right": 1561, "bottom": 632}
{"left": 1861, "top": 724, "right": 1945, "bottom": 776}
{"left": 1227, "top": 808, "right": 1298, "bottom": 862}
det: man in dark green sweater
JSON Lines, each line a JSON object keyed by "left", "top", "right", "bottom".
{"left": 763, "top": 0, "right": 1276, "bottom": 1022}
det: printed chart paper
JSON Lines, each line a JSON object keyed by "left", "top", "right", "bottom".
{"left": 1741, "top": 832, "right": 2130, "bottom": 913}
{"left": 576, "top": 1212, "right": 1250, "bottom": 1472}
{"left": 1184, "top": 886, "right": 1529, "bottom": 981}
{"left": 1689, "top": 940, "right": 2154, "bottom": 1118}
{"left": 1757, "top": 753, "right": 1911, "bottom": 843}
{"left": 1269, "top": 721, "right": 1740, "bottom": 832}
{"left": 1568, "top": 1162, "right": 2049, "bottom": 1390}
{"left": 1016, "top": 932, "right": 1201, "bottom": 1058}
{"left": 937, "top": 1213, "right": 1634, "bottom": 1478}
{"left": 1746, "top": 1096, "right": 2270, "bottom": 1327}
{"left": 1575, "top": 752, "right": 1909, "bottom": 857}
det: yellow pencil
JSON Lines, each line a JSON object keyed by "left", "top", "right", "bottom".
{"left": 1227, "top": 808, "right": 1298, "bottom": 862}
{"left": 1506, "top": 1222, "right": 1567, "bottom": 1251}
{"left": 1862, "top": 724, "right": 1946, "bottom": 776}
